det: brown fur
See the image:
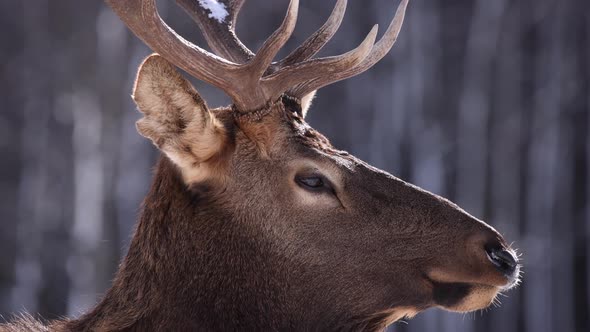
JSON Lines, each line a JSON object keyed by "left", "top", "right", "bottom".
{"left": 1, "top": 56, "right": 519, "bottom": 331}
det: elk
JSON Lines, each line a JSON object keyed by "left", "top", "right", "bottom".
{"left": 1, "top": 0, "right": 521, "bottom": 331}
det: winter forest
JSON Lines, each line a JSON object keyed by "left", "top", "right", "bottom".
{"left": 0, "top": 0, "right": 589, "bottom": 331}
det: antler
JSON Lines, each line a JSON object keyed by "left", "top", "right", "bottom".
{"left": 175, "top": 0, "right": 348, "bottom": 71}
{"left": 105, "top": 0, "right": 408, "bottom": 112}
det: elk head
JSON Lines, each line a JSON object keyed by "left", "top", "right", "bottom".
{"left": 103, "top": 0, "right": 521, "bottom": 330}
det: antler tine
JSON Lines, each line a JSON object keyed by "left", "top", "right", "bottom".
{"left": 226, "top": 0, "right": 246, "bottom": 26}
{"left": 105, "top": 0, "right": 241, "bottom": 94}
{"left": 175, "top": 0, "right": 254, "bottom": 63}
{"left": 277, "top": 0, "right": 347, "bottom": 68}
{"left": 245, "top": 0, "right": 299, "bottom": 80}
{"left": 262, "top": 25, "right": 378, "bottom": 98}
{"left": 177, "top": 0, "right": 302, "bottom": 89}
{"left": 179, "top": 0, "right": 346, "bottom": 70}
{"left": 289, "top": 0, "right": 409, "bottom": 98}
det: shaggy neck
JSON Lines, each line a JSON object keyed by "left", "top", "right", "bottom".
{"left": 65, "top": 156, "right": 291, "bottom": 331}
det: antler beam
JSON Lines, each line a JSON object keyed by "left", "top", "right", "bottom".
{"left": 105, "top": 0, "right": 409, "bottom": 111}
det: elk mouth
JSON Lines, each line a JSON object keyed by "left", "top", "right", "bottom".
{"left": 427, "top": 279, "right": 500, "bottom": 312}
{"left": 424, "top": 276, "right": 520, "bottom": 313}
{"left": 424, "top": 247, "right": 521, "bottom": 312}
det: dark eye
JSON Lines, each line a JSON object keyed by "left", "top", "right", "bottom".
{"left": 298, "top": 176, "right": 323, "bottom": 188}
{"left": 295, "top": 175, "right": 330, "bottom": 192}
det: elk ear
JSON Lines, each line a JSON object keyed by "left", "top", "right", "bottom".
{"left": 300, "top": 91, "right": 317, "bottom": 118}
{"left": 133, "top": 54, "right": 228, "bottom": 184}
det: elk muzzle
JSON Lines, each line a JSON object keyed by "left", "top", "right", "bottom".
{"left": 425, "top": 222, "right": 521, "bottom": 312}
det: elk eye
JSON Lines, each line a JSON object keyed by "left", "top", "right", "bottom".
{"left": 295, "top": 175, "right": 328, "bottom": 191}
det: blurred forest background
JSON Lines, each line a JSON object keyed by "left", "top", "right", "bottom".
{"left": 0, "top": 0, "right": 588, "bottom": 331}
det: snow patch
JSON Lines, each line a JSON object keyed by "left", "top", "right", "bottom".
{"left": 197, "top": 0, "right": 229, "bottom": 23}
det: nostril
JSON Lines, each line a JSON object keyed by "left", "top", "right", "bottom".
{"left": 485, "top": 247, "right": 517, "bottom": 277}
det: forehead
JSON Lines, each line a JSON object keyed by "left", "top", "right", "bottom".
{"left": 283, "top": 108, "right": 358, "bottom": 170}
{"left": 217, "top": 99, "right": 359, "bottom": 169}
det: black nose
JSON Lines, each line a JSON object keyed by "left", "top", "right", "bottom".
{"left": 486, "top": 246, "right": 517, "bottom": 276}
